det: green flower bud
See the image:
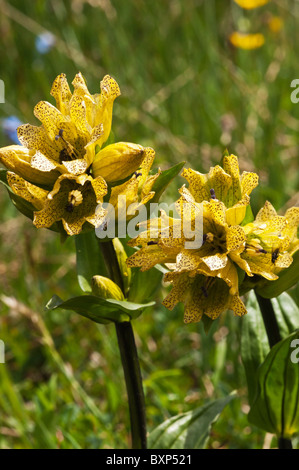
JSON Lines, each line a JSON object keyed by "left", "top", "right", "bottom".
{"left": 91, "top": 275, "right": 124, "bottom": 301}
{"left": 112, "top": 238, "right": 131, "bottom": 295}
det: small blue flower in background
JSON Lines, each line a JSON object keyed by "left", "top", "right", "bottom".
{"left": 35, "top": 32, "right": 56, "bottom": 54}
{"left": 2, "top": 116, "right": 22, "bottom": 144}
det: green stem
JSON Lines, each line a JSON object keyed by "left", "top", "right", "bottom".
{"left": 115, "top": 321, "right": 147, "bottom": 449}
{"left": 254, "top": 291, "right": 293, "bottom": 450}
{"left": 278, "top": 437, "right": 293, "bottom": 449}
{"left": 255, "top": 291, "right": 281, "bottom": 349}
{"left": 100, "top": 240, "right": 147, "bottom": 449}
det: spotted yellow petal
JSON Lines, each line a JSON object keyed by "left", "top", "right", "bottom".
{"left": 94, "top": 75, "right": 121, "bottom": 146}
{"left": 226, "top": 225, "right": 246, "bottom": 252}
{"left": 126, "top": 245, "right": 175, "bottom": 271}
{"left": 182, "top": 166, "right": 232, "bottom": 203}
{"left": 0, "top": 145, "right": 59, "bottom": 186}
{"left": 240, "top": 171, "right": 259, "bottom": 198}
{"left": 17, "top": 124, "right": 59, "bottom": 161}
{"left": 255, "top": 200, "right": 278, "bottom": 222}
{"left": 162, "top": 272, "right": 245, "bottom": 323}
{"left": 50, "top": 73, "right": 72, "bottom": 116}
{"left": 7, "top": 172, "right": 48, "bottom": 210}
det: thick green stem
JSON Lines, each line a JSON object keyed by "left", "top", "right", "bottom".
{"left": 255, "top": 291, "right": 282, "bottom": 349}
{"left": 100, "top": 240, "right": 147, "bottom": 449}
{"left": 254, "top": 291, "right": 293, "bottom": 450}
{"left": 115, "top": 321, "right": 147, "bottom": 449}
{"left": 278, "top": 437, "right": 293, "bottom": 449}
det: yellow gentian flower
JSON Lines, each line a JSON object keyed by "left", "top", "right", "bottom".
{"left": 108, "top": 147, "right": 160, "bottom": 219}
{"left": 162, "top": 271, "right": 246, "bottom": 323}
{"left": 241, "top": 201, "right": 299, "bottom": 280}
{"left": 181, "top": 154, "right": 258, "bottom": 225}
{"left": 7, "top": 171, "right": 107, "bottom": 236}
{"left": 14, "top": 73, "right": 120, "bottom": 179}
{"left": 127, "top": 194, "right": 248, "bottom": 323}
{"left": 1, "top": 73, "right": 147, "bottom": 187}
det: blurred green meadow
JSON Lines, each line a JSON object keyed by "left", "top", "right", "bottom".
{"left": 0, "top": 0, "right": 298, "bottom": 449}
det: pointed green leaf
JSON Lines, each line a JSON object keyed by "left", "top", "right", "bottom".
{"left": 241, "top": 291, "right": 270, "bottom": 405}
{"left": 149, "top": 161, "right": 185, "bottom": 206}
{"left": 248, "top": 330, "right": 299, "bottom": 439}
{"left": 128, "top": 265, "right": 163, "bottom": 303}
{"left": 148, "top": 394, "right": 235, "bottom": 449}
{"left": 75, "top": 231, "right": 108, "bottom": 293}
{"left": 45, "top": 294, "right": 155, "bottom": 324}
{"left": 201, "top": 315, "right": 214, "bottom": 334}
{"left": 240, "top": 204, "right": 254, "bottom": 226}
{"left": 271, "top": 292, "right": 299, "bottom": 338}
{"left": 241, "top": 291, "right": 299, "bottom": 406}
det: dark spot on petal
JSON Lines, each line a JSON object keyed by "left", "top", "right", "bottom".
{"left": 210, "top": 188, "right": 216, "bottom": 199}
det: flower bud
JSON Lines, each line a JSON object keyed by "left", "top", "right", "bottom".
{"left": 112, "top": 238, "right": 131, "bottom": 295}
{"left": 92, "top": 142, "right": 145, "bottom": 182}
{"left": 0, "top": 145, "right": 59, "bottom": 185}
{"left": 91, "top": 275, "right": 124, "bottom": 300}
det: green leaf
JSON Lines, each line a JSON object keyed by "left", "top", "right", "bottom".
{"left": 271, "top": 292, "right": 299, "bottom": 338}
{"left": 241, "top": 291, "right": 299, "bottom": 406}
{"left": 75, "top": 231, "right": 108, "bottom": 293}
{"left": 45, "top": 294, "right": 155, "bottom": 324}
{"left": 241, "top": 291, "right": 270, "bottom": 405}
{"left": 148, "top": 161, "right": 185, "bottom": 206}
{"left": 148, "top": 394, "right": 235, "bottom": 449}
{"left": 128, "top": 265, "right": 163, "bottom": 303}
{"left": 240, "top": 204, "right": 254, "bottom": 226}
{"left": 256, "top": 250, "right": 299, "bottom": 299}
{"left": 248, "top": 330, "right": 299, "bottom": 439}
{"left": 201, "top": 315, "right": 214, "bottom": 334}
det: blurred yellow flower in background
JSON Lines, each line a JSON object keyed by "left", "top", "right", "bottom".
{"left": 267, "top": 15, "right": 283, "bottom": 33}
{"left": 233, "top": 0, "right": 270, "bottom": 9}
{"left": 229, "top": 32, "right": 265, "bottom": 50}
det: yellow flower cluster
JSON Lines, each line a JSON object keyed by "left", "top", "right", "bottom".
{"left": 0, "top": 73, "right": 157, "bottom": 235}
{"left": 127, "top": 155, "right": 299, "bottom": 324}
{"left": 230, "top": 0, "right": 281, "bottom": 51}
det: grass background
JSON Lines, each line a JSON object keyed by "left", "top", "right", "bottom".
{"left": 0, "top": 0, "right": 298, "bottom": 449}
